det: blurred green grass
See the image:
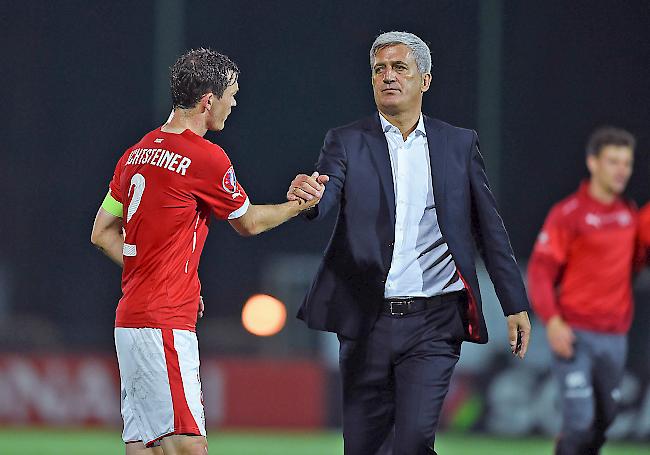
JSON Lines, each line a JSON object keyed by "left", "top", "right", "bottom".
{"left": 0, "top": 428, "right": 647, "bottom": 454}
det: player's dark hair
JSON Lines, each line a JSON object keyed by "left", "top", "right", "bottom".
{"left": 586, "top": 126, "right": 636, "bottom": 157}
{"left": 170, "top": 48, "right": 239, "bottom": 109}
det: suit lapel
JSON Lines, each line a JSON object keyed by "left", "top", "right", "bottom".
{"left": 363, "top": 114, "right": 396, "bottom": 224}
{"left": 424, "top": 116, "right": 448, "bottom": 230}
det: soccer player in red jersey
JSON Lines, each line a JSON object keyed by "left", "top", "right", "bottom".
{"left": 527, "top": 126, "right": 639, "bottom": 455}
{"left": 90, "top": 49, "right": 327, "bottom": 455}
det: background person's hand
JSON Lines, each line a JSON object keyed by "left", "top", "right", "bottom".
{"left": 287, "top": 172, "right": 329, "bottom": 203}
{"left": 546, "top": 315, "right": 575, "bottom": 359}
{"left": 506, "top": 311, "right": 531, "bottom": 359}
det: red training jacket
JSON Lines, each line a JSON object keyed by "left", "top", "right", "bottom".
{"left": 527, "top": 182, "right": 639, "bottom": 334}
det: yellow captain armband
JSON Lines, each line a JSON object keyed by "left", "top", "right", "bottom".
{"left": 101, "top": 191, "right": 123, "bottom": 218}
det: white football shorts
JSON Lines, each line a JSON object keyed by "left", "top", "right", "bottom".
{"left": 114, "top": 327, "right": 206, "bottom": 447}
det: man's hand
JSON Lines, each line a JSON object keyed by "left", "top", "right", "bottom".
{"left": 198, "top": 296, "right": 204, "bottom": 319}
{"left": 287, "top": 172, "right": 329, "bottom": 203}
{"left": 506, "top": 311, "right": 531, "bottom": 359}
{"left": 546, "top": 315, "right": 575, "bottom": 359}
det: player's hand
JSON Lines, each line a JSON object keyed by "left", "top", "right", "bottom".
{"left": 506, "top": 311, "right": 531, "bottom": 359}
{"left": 198, "top": 296, "right": 205, "bottom": 319}
{"left": 546, "top": 315, "right": 575, "bottom": 359}
{"left": 287, "top": 172, "right": 329, "bottom": 203}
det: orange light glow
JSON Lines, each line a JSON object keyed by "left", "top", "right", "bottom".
{"left": 241, "top": 294, "right": 287, "bottom": 336}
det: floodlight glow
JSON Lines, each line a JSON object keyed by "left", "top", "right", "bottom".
{"left": 241, "top": 294, "right": 287, "bottom": 336}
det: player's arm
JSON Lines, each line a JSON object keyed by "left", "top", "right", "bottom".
{"left": 527, "top": 253, "right": 563, "bottom": 322}
{"left": 527, "top": 250, "right": 575, "bottom": 359}
{"left": 197, "top": 147, "right": 325, "bottom": 236}
{"left": 526, "top": 206, "right": 570, "bottom": 323}
{"left": 527, "top": 207, "right": 576, "bottom": 358}
{"left": 90, "top": 191, "right": 124, "bottom": 267}
{"left": 228, "top": 198, "right": 319, "bottom": 237}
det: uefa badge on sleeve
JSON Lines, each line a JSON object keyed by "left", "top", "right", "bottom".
{"left": 222, "top": 166, "right": 242, "bottom": 199}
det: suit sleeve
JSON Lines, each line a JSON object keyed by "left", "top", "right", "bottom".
{"left": 304, "top": 128, "right": 347, "bottom": 221}
{"left": 468, "top": 131, "right": 530, "bottom": 315}
{"left": 527, "top": 205, "right": 573, "bottom": 323}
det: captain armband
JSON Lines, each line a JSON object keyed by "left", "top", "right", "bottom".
{"left": 101, "top": 190, "right": 123, "bottom": 218}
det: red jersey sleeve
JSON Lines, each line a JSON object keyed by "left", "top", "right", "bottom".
{"left": 193, "top": 146, "right": 249, "bottom": 220}
{"left": 527, "top": 204, "right": 575, "bottom": 323}
{"left": 638, "top": 203, "right": 650, "bottom": 266}
{"left": 108, "top": 152, "right": 128, "bottom": 204}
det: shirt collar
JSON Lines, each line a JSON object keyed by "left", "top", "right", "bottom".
{"left": 379, "top": 112, "right": 426, "bottom": 137}
{"left": 578, "top": 179, "right": 623, "bottom": 208}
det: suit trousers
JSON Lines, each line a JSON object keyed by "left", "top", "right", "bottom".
{"left": 338, "top": 298, "right": 465, "bottom": 455}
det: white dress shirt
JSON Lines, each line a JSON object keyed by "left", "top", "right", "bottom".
{"left": 380, "top": 113, "right": 465, "bottom": 298}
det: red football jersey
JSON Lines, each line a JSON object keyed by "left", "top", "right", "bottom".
{"left": 108, "top": 127, "right": 249, "bottom": 331}
{"left": 527, "top": 182, "right": 637, "bottom": 333}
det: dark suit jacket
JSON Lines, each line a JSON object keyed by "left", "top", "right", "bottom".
{"left": 297, "top": 113, "right": 529, "bottom": 343}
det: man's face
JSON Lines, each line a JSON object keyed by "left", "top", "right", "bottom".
{"left": 587, "top": 145, "right": 634, "bottom": 195}
{"left": 208, "top": 80, "right": 238, "bottom": 131}
{"left": 371, "top": 44, "right": 430, "bottom": 116}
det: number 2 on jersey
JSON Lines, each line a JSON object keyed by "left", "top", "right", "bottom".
{"left": 123, "top": 173, "right": 146, "bottom": 257}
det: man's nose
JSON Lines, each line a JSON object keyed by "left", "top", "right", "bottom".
{"left": 383, "top": 69, "right": 396, "bottom": 83}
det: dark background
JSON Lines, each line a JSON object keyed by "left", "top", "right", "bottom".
{"left": 2, "top": 0, "right": 648, "bottom": 351}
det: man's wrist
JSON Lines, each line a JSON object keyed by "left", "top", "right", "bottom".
{"left": 547, "top": 314, "right": 563, "bottom": 326}
{"left": 287, "top": 199, "right": 309, "bottom": 217}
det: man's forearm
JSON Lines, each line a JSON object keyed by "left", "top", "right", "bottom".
{"left": 258, "top": 201, "right": 305, "bottom": 231}
{"left": 91, "top": 207, "right": 125, "bottom": 267}
{"left": 94, "top": 230, "right": 124, "bottom": 267}
{"left": 236, "top": 201, "right": 305, "bottom": 236}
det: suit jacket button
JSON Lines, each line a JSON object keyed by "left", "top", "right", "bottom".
{"left": 388, "top": 242, "right": 394, "bottom": 247}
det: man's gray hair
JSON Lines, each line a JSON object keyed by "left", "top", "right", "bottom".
{"left": 370, "top": 31, "right": 432, "bottom": 74}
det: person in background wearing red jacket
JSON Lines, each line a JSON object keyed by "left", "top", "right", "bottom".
{"left": 639, "top": 203, "right": 650, "bottom": 262}
{"left": 528, "top": 126, "right": 638, "bottom": 455}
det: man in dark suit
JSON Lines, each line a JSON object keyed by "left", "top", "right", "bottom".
{"left": 288, "top": 31, "right": 531, "bottom": 455}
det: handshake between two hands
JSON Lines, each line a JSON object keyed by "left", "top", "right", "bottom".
{"left": 286, "top": 172, "right": 330, "bottom": 209}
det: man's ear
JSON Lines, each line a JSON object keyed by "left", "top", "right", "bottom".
{"left": 586, "top": 154, "right": 597, "bottom": 175}
{"left": 200, "top": 93, "right": 213, "bottom": 112}
{"left": 421, "top": 73, "right": 432, "bottom": 93}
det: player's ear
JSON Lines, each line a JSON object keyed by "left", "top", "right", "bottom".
{"left": 200, "top": 93, "right": 213, "bottom": 112}
{"left": 586, "top": 154, "right": 597, "bottom": 174}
